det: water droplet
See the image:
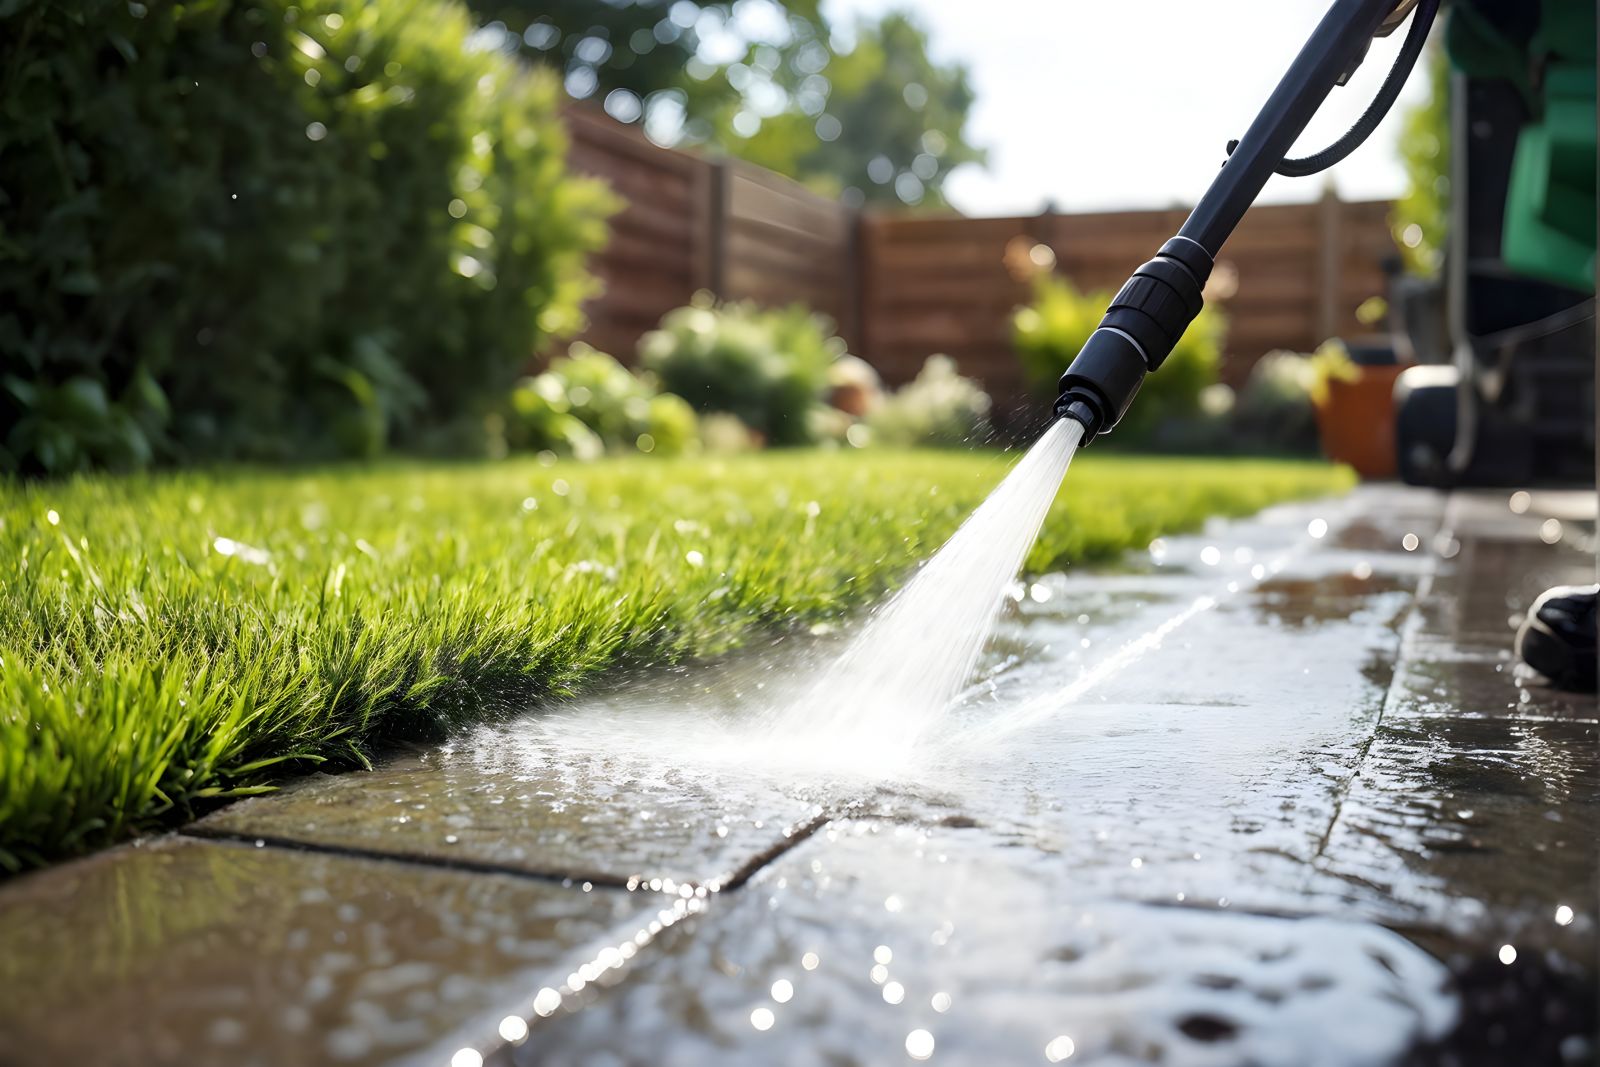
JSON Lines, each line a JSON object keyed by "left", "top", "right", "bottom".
{"left": 906, "top": 1029, "right": 935, "bottom": 1060}
{"left": 46, "top": 509, "right": 59, "bottom": 526}
{"left": 882, "top": 981, "right": 905, "bottom": 1004}
{"left": 1200, "top": 546, "right": 1221, "bottom": 566}
{"left": 1307, "top": 518, "right": 1329, "bottom": 539}
{"left": 801, "top": 952, "right": 820, "bottom": 971}
{"left": 1498, "top": 944, "right": 1517, "bottom": 965}
{"left": 498, "top": 1016, "right": 527, "bottom": 1042}
{"left": 450, "top": 1049, "right": 482, "bottom": 1067}
{"left": 1555, "top": 905, "right": 1575, "bottom": 926}
{"left": 750, "top": 1007, "right": 775, "bottom": 1031}
{"left": 931, "top": 991, "right": 952, "bottom": 1013}
{"left": 1402, "top": 533, "right": 1420, "bottom": 551}
{"left": 1046, "top": 1035, "right": 1077, "bottom": 1061}
{"left": 532, "top": 987, "right": 562, "bottom": 1017}
{"left": 1509, "top": 490, "right": 1532, "bottom": 514}
{"left": 874, "top": 945, "right": 893, "bottom": 964}
{"left": 771, "top": 979, "right": 793, "bottom": 1003}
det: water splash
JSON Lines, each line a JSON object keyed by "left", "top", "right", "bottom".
{"left": 769, "top": 418, "right": 1084, "bottom": 766}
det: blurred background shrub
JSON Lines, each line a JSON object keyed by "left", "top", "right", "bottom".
{"left": 866, "top": 355, "right": 991, "bottom": 448}
{"left": 0, "top": 0, "right": 612, "bottom": 473}
{"left": 1012, "top": 275, "right": 1226, "bottom": 443}
{"left": 1231, "top": 350, "right": 1323, "bottom": 453}
{"left": 639, "top": 293, "right": 844, "bottom": 446}
{"left": 505, "top": 344, "right": 698, "bottom": 457}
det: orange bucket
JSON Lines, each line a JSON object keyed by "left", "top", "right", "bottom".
{"left": 1313, "top": 364, "right": 1405, "bottom": 479}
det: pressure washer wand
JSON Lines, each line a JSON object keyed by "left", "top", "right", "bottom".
{"left": 1055, "top": 0, "right": 1440, "bottom": 440}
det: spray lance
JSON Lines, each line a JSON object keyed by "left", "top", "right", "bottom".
{"left": 1054, "top": 0, "right": 1441, "bottom": 440}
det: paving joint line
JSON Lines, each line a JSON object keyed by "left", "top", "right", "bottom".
{"left": 1312, "top": 492, "right": 1455, "bottom": 863}
{"left": 181, "top": 825, "right": 642, "bottom": 892}
{"left": 181, "top": 805, "right": 838, "bottom": 899}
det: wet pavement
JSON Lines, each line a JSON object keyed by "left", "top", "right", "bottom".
{"left": 0, "top": 486, "right": 1593, "bottom": 1066}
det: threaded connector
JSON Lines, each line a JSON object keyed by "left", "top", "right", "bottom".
{"left": 1052, "top": 238, "right": 1214, "bottom": 442}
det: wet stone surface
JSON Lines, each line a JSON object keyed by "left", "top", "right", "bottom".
{"left": 1, "top": 487, "right": 1593, "bottom": 1067}
{"left": 517, "top": 823, "right": 1459, "bottom": 1067}
{"left": 0, "top": 836, "right": 655, "bottom": 1067}
{"left": 194, "top": 659, "right": 835, "bottom": 889}
{"left": 508, "top": 489, "right": 1596, "bottom": 1066}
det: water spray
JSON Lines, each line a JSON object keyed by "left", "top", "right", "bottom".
{"left": 768, "top": 0, "right": 1441, "bottom": 758}
{"left": 1055, "top": 0, "right": 1440, "bottom": 440}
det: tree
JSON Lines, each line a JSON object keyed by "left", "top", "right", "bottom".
{"left": 469, "top": 2, "right": 983, "bottom": 211}
{"left": 466, "top": 0, "right": 822, "bottom": 142}
{"left": 730, "top": 11, "right": 983, "bottom": 209}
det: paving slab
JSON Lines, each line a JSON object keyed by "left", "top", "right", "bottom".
{"left": 513, "top": 821, "right": 1461, "bottom": 1067}
{"left": 193, "top": 686, "right": 830, "bottom": 889}
{"left": 0, "top": 835, "right": 658, "bottom": 1067}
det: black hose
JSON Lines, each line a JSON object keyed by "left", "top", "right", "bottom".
{"left": 1227, "top": 0, "right": 1441, "bottom": 178}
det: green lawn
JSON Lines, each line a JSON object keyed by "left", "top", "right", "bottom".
{"left": 0, "top": 450, "right": 1352, "bottom": 870}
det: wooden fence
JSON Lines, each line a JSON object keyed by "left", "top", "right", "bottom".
{"left": 861, "top": 194, "right": 1398, "bottom": 409}
{"left": 562, "top": 105, "right": 1397, "bottom": 417}
{"left": 563, "top": 106, "right": 857, "bottom": 360}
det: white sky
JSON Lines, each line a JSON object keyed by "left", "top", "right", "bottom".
{"left": 822, "top": 0, "right": 1431, "bottom": 216}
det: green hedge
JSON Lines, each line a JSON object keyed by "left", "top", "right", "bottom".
{"left": 0, "top": 0, "right": 612, "bottom": 472}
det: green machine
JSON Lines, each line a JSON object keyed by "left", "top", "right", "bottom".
{"left": 1394, "top": 0, "right": 1597, "bottom": 486}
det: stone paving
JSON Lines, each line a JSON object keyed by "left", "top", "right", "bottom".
{"left": 0, "top": 487, "right": 1593, "bottom": 1067}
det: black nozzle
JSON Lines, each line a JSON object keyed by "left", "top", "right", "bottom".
{"left": 1054, "top": 328, "right": 1148, "bottom": 439}
{"left": 1054, "top": 238, "right": 1212, "bottom": 443}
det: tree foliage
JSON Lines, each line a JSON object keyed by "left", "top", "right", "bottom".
{"left": 732, "top": 12, "right": 984, "bottom": 209}
{"left": 470, "top": 1, "right": 981, "bottom": 209}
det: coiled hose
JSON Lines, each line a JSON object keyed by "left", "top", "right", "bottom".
{"left": 1227, "top": 0, "right": 1442, "bottom": 178}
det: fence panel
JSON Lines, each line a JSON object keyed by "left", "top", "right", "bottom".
{"left": 562, "top": 106, "right": 859, "bottom": 363}
{"left": 562, "top": 106, "right": 1397, "bottom": 419}
{"left": 561, "top": 106, "right": 713, "bottom": 361}
{"left": 861, "top": 196, "right": 1398, "bottom": 422}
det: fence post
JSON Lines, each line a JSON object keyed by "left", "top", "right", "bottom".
{"left": 706, "top": 159, "right": 730, "bottom": 300}
{"left": 843, "top": 207, "right": 865, "bottom": 353}
{"left": 1317, "top": 184, "right": 1343, "bottom": 344}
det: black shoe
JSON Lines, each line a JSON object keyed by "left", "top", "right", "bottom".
{"left": 1515, "top": 584, "right": 1598, "bottom": 693}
